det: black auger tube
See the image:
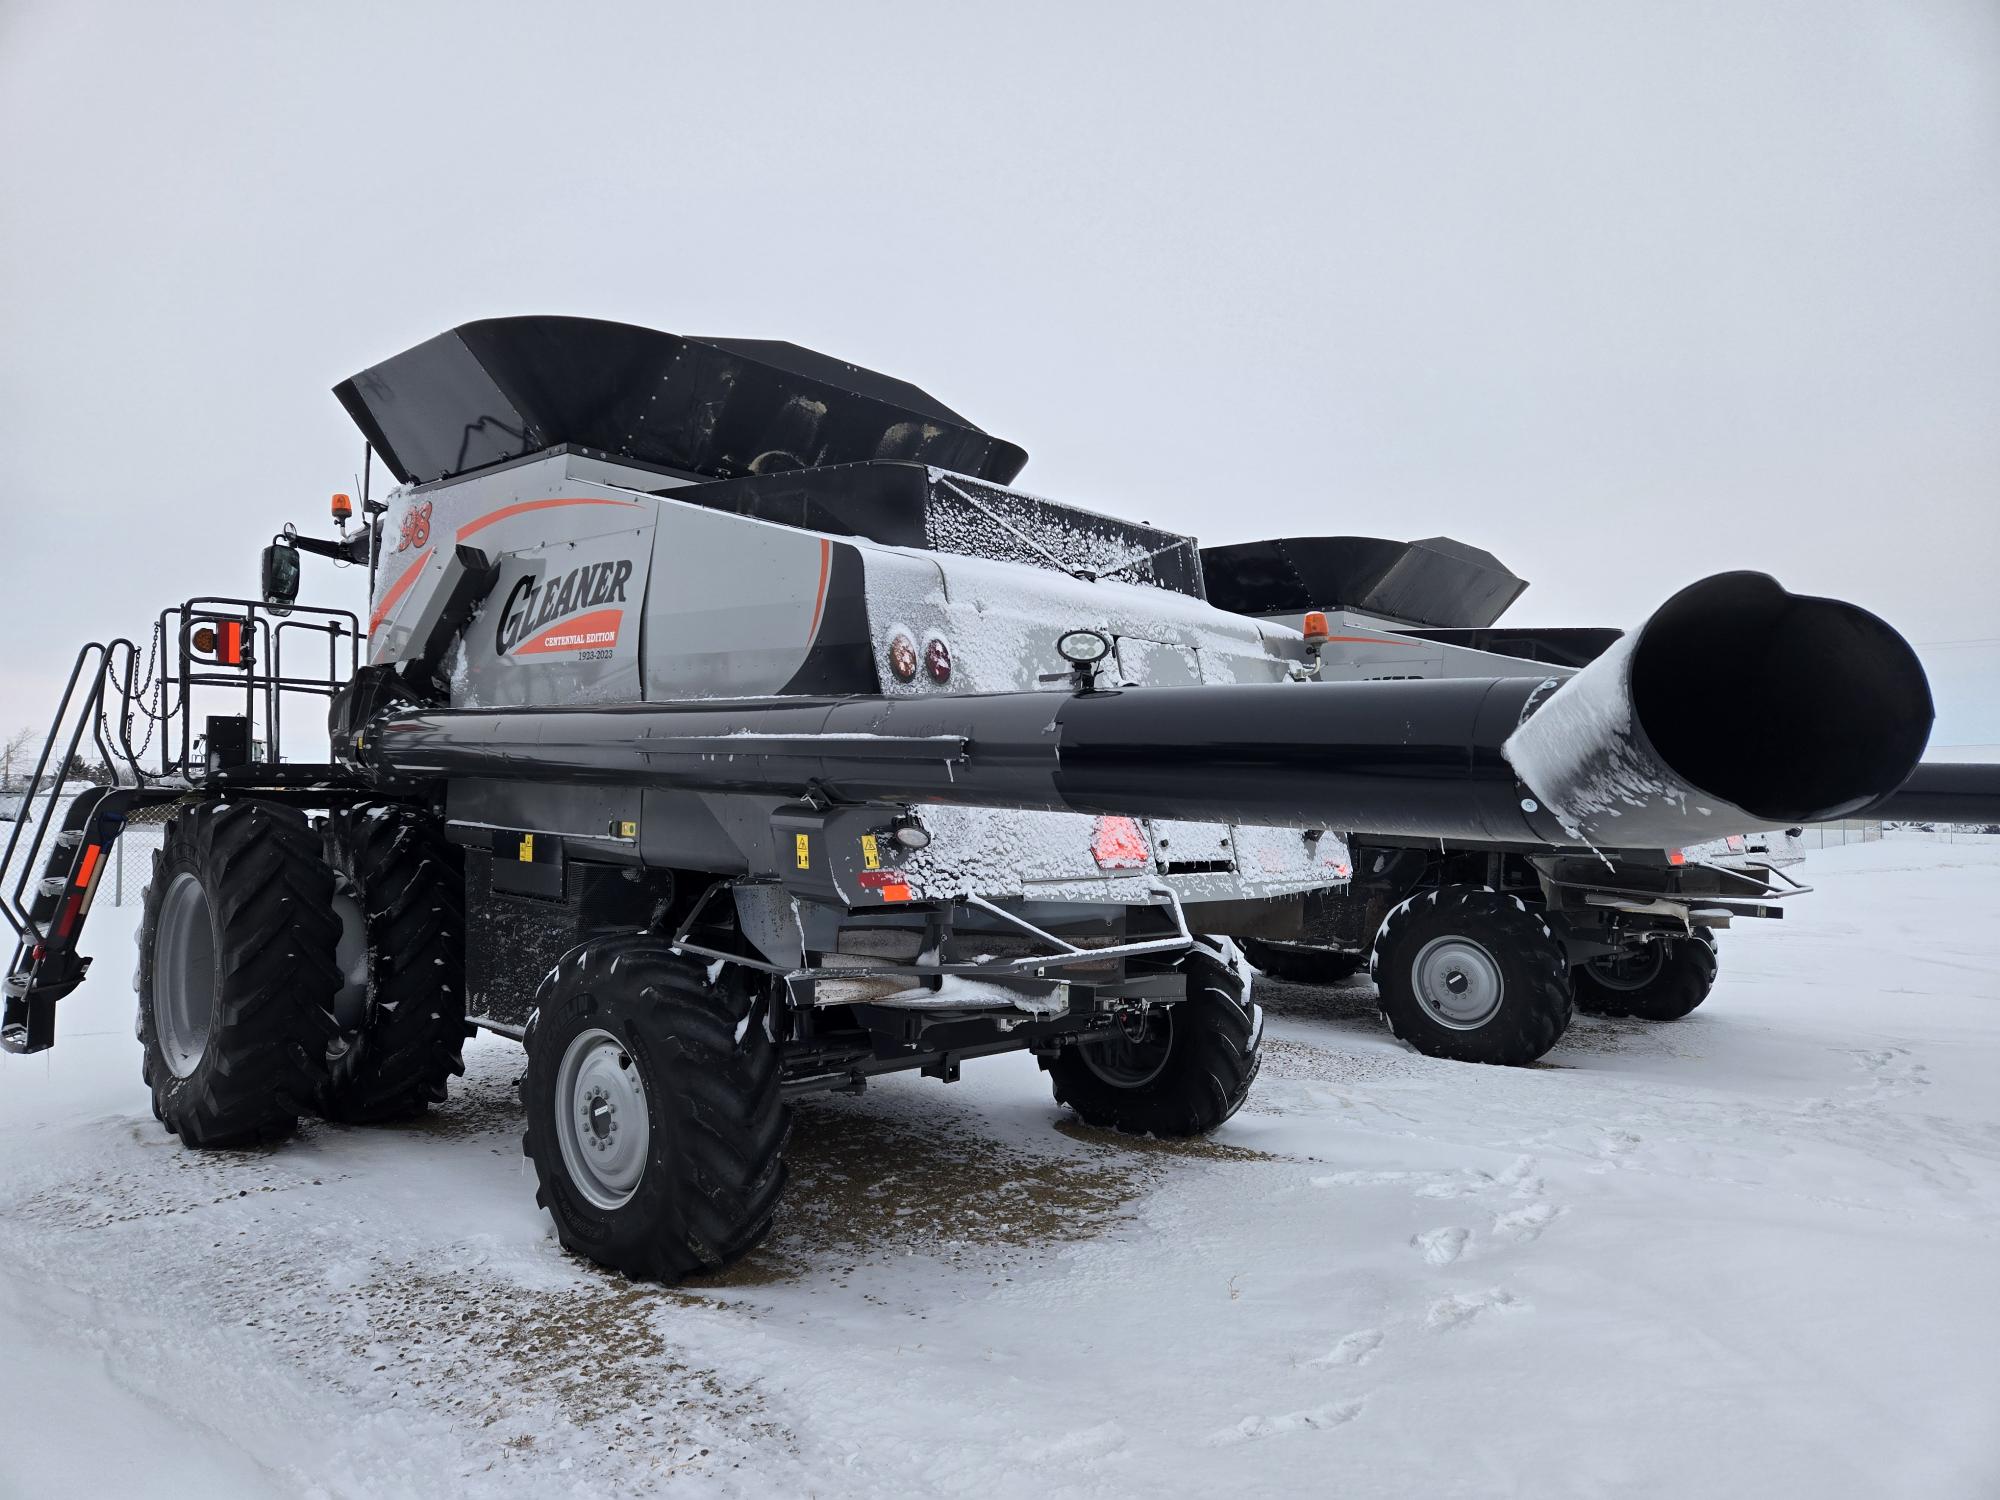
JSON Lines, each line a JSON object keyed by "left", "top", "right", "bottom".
{"left": 1867, "top": 762, "right": 2000, "bottom": 826}
{"left": 361, "top": 571, "right": 1932, "bottom": 849}
{"left": 365, "top": 677, "right": 1563, "bottom": 840}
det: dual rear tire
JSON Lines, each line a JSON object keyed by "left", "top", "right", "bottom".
{"left": 135, "top": 799, "right": 463, "bottom": 1146}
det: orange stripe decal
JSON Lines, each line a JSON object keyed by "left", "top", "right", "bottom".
{"left": 1321, "top": 635, "right": 1418, "bottom": 646}
{"left": 513, "top": 607, "right": 623, "bottom": 656}
{"left": 456, "top": 496, "right": 647, "bottom": 542}
{"left": 74, "top": 844, "right": 102, "bottom": 889}
{"left": 807, "top": 538, "right": 832, "bottom": 640}
{"left": 368, "top": 548, "right": 431, "bottom": 632}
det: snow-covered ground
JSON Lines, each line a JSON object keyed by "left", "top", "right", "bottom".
{"left": 3, "top": 836, "right": 1997, "bottom": 1498}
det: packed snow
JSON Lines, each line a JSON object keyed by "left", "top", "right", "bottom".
{"left": 2, "top": 835, "right": 1997, "bottom": 1497}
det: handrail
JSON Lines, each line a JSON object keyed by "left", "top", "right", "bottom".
{"left": 1, "top": 638, "right": 137, "bottom": 942}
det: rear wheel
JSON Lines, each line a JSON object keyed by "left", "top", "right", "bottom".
{"left": 521, "top": 939, "right": 790, "bottom": 1282}
{"left": 136, "top": 800, "right": 341, "bottom": 1147}
{"left": 318, "top": 805, "right": 467, "bottom": 1122}
{"left": 1573, "top": 928, "right": 1718, "bottom": 1021}
{"left": 1240, "top": 938, "right": 1365, "bottom": 986}
{"left": 1371, "top": 887, "right": 1570, "bottom": 1065}
{"left": 1047, "top": 944, "right": 1261, "bottom": 1136}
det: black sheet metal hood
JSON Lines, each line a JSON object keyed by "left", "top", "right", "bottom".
{"left": 1200, "top": 535, "right": 1528, "bottom": 629}
{"left": 335, "top": 316, "right": 1029, "bottom": 488}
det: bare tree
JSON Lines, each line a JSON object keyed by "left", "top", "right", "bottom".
{"left": 0, "top": 726, "right": 36, "bottom": 793}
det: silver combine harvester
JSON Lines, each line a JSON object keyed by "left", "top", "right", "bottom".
{"left": 0, "top": 317, "right": 1955, "bottom": 1282}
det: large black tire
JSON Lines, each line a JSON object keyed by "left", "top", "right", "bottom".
{"left": 1573, "top": 928, "right": 1718, "bottom": 1021}
{"left": 1240, "top": 938, "right": 1366, "bottom": 987}
{"left": 135, "top": 800, "right": 341, "bottom": 1147}
{"left": 319, "top": 805, "right": 467, "bottom": 1122}
{"left": 521, "top": 939, "right": 790, "bottom": 1282}
{"left": 1047, "top": 944, "right": 1261, "bottom": 1137}
{"left": 1371, "top": 887, "right": 1571, "bottom": 1065}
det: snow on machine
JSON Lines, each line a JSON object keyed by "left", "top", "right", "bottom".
{"left": 1203, "top": 533, "right": 1970, "bottom": 1064}
{"left": 0, "top": 317, "right": 1940, "bottom": 1281}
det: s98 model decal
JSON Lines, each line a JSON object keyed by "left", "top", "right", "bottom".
{"left": 496, "top": 559, "right": 634, "bottom": 657}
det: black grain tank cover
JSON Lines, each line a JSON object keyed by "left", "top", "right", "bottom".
{"left": 335, "top": 316, "right": 1029, "bottom": 487}
{"left": 1200, "top": 535, "right": 1528, "bottom": 629}
{"left": 670, "top": 463, "right": 1204, "bottom": 598}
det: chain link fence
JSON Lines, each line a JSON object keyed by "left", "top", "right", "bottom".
{"left": 105, "top": 805, "right": 174, "bottom": 908}
{"left": 1792, "top": 820, "right": 1884, "bottom": 850}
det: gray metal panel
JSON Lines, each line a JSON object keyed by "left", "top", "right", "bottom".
{"left": 640, "top": 501, "right": 833, "bottom": 698}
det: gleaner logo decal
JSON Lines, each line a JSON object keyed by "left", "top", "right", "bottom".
{"left": 495, "top": 560, "right": 634, "bottom": 656}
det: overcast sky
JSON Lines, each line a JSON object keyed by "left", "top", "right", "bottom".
{"left": 2, "top": 0, "right": 1995, "bottom": 751}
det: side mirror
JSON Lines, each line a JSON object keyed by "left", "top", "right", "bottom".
{"left": 261, "top": 543, "right": 301, "bottom": 613}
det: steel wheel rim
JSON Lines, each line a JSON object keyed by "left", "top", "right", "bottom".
{"left": 154, "top": 871, "right": 217, "bottom": 1078}
{"left": 553, "top": 1028, "right": 651, "bottom": 1211}
{"left": 1410, "top": 936, "right": 1504, "bottom": 1030}
{"left": 1586, "top": 944, "right": 1667, "bottom": 992}
{"left": 1081, "top": 1008, "right": 1175, "bottom": 1088}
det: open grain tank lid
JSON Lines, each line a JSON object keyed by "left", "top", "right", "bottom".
{"left": 1200, "top": 534, "right": 1528, "bottom": 629}
{"left": 334, "top": 315, "right": 1029, "bottom": 487}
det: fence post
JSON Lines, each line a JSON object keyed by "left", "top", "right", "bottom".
{"left": 115, "top": 834, "right": 124, "bottom": 907}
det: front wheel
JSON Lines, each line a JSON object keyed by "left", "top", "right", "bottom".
{"left": 1371, "top": 887, "right": 1571, "bottom": 1065}
{"left": 521, "top": 939, "right": 790, "bottom": 1282}
{"left": 1573, "top": 929, "right": 1718, "bottom": 1021}
{"left": 135, "top": 800, "right": 341, "bottom": 1146}
{"left": 1047, "top": 944, "right": 1261, "bottom": 1137}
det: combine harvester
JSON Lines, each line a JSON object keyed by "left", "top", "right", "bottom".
{"left": 0, "top": 317, "right": 1949, "bottom": 1281}
{"left": 1204, "top": 536, "right": 1821, "bottom": 1063}
{"left": 1206, "top": 534, "right": 1994, "bottom": 1064}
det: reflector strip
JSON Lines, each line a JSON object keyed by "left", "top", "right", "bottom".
{"left": 1091, "top": 816, "right": 1152, "bottom": 870}
{"left": 74, "top": 844, "right": 102, "bottom": 889}
{"left": 857, "top": 870, "right": 914, "bottom": 902}
{"left": 456, "top": 496, "right": 647, "bottom": 542}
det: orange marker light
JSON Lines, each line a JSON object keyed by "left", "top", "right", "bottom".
{"left": 1668, "top": 849, "right": 1686, "bottom": 866}
{"left": 331, "top": 492, "right": 353, "bottom": 523}
{"left": 1302, "top": 611, "right": 1330, "bottom": 645}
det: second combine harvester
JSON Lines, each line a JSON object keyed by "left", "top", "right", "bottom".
{"left": 2, "top": 317, "right": 1936, "bottom": 1282}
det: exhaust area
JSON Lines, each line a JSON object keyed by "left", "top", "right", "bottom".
{"left": 1504, "top": 572, "right": 1932, "bottom": 846}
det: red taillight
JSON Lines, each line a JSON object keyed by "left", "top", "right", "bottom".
{"left": 887, "top": 632, "right": 918, "bottom": 682}
{"left": 924, "top": 636, "right": 952, "bottom": 683}
{"left": 1668, "top": 849, "right": 1686, "bottom": 866}
{"left": 1091, "top": 816, "right": 1151, "bottom": 870}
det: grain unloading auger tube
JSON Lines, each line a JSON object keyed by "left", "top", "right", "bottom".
{"left": 355, "top": 571, "right": 1932, "bottom": 853}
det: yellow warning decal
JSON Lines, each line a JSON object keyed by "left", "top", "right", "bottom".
{"left": 795, "top": 833, "right": 811, "bottom": 870}
{"left": 518, "top": 833, "right": 535, "bottom": 863}
{"left": 860, "top": 834, "right": 881, "bottom": 871}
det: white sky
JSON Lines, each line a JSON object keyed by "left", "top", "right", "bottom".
{"left": 2, "top": 0, "right": 1995, "bottom": 748}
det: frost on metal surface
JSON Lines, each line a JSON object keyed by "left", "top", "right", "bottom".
{"left": 924, "top": 470, "right": 1198, "bottom": 594}
{"left": 1501, "top": 635, "right": 1690, "bottom": 841}
{"left": 884, "top": 805, "right": 1348, "bottom": 905}
{"left": 860, "top": 547, "right": 1286, "bottom": 696}
{"left": 874, "top": 976, "right": 1062, "bottom": 1012}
